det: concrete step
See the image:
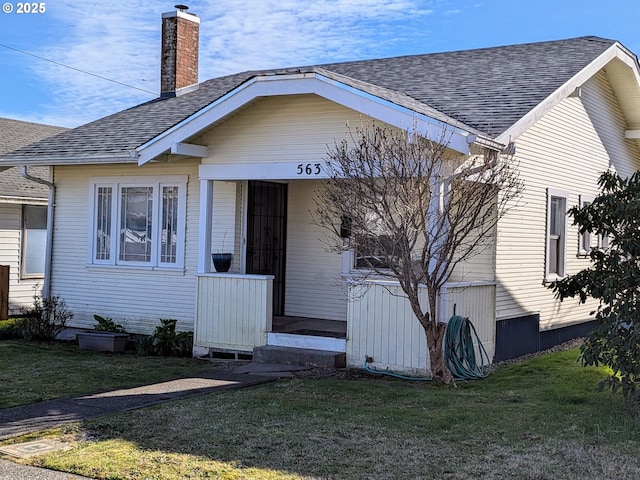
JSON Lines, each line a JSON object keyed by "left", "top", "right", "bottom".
{"left": 253, "top": 345, "right": 346, "bottom": 368}
{"left": 233, "top": 362, "right": 312, "bottom": 378}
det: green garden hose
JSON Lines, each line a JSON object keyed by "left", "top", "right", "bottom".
{"left": 444, "top": 314, "right": 491, "bottom": 380}
{"left": 363, "top": 314, "right": 491, "bottom": 381}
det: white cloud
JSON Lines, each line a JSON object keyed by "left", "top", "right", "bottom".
{"left": 19, "top": 0, "right": 444, "bottom": 127}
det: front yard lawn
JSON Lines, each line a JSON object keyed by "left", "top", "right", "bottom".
{"left": 0, "top": 339, "right": 213, "bottom": 408}
{"left": 2, "top": 340, "right": 640, "bottom": 479}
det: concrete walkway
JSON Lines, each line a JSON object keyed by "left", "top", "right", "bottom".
{"left": 0, "top": 369, "right": 275, "bottom": 479}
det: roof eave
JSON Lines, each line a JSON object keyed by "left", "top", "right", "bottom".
{"left": 0, "top": 151, "right": 138, "bottom": 167}
{"left": 0, "top": 196, "right": 48, "bottom": 205}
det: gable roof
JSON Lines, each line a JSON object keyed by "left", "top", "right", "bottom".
{"left": 0, "top": 118, "right": 66, "bottom": 200}
{"left": 0, "top": 36, "right": 635, "bottom": 167}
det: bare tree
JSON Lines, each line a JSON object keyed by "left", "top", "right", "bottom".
{"left": 314, "top": 122, "right": 522, "bottom": 384}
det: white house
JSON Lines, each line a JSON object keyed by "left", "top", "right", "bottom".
{"left": 1, "top": 8, "right": 639, "bottom": 375}
{"left": 0, "top": 118, "right": 66, "bottom": 315}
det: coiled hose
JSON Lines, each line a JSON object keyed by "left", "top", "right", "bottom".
{"left": 363, "top": 314, "right": 491, "bottom": 381}
{"left": 444, "top": 314, "right": 491, "bottom": 380}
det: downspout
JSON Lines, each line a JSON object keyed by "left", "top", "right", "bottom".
{"left": 21, "top": 166, "right": 54, "bottom": 299}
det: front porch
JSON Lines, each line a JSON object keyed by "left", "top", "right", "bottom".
{"left": 193, "top": 175, "right": 351, "bottom": 359}
{"left": 192, "top": 174, "right": 497, "bottom": 374}
{"left": 193, "top": 272, "right": 497, "bottom": 374}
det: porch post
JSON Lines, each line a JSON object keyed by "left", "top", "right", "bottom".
{"left": 198, "top": 179, "right": 213, "bottom": 274}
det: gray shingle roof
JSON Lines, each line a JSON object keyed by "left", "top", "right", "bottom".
{"left": 0, "top": 118, "right": 66, "bottom": 155}
{"left": 0, "top": 118, "right": 66, "bottom": 198}
{"left": 318, "top": 36, "right": 617, "bottom": 136}
{"left": 0, "top": 36, "right": 618, "bottom": 164}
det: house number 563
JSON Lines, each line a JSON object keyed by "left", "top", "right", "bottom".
{"left": 297, "top": 163, "right": 321, "bottom": 175}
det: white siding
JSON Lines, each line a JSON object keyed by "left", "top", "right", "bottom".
{"left": 0, "top": 203, "right": 42, "bottom": 312}
{"left": 346, "top": 281, "right": 495, "bottom": 374}
{"left": 210, "top": 181, "right": 241, "bottom": 272}
{"left": 51, "top": 161, "right": 200, "bottom": 333}
{"left": 496, "top": 71, "right": 640, "bottom": 330}
{"left": 285, "top": 180, "right": 347, "bottom": 320}
{"left": 195, "top": 274, "right": 272, "bottom": 351}
{"left": 585, "top": 71, "right": 640, "bottom": 178}
{"left": 347, "top": 281, "right": 429, "bottom": 375}
{"left": 201, "top": 95, "right": 370, "bottom": 166}
{"left": 441, "top": 283, "right": 496, "bottom": 361}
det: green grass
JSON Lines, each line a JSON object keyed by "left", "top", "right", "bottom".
{"left": 3, "top": 341, "right": 640, "bottom": 479}
{"left": 0, "top": 339, "right": 213, "bottom": 408}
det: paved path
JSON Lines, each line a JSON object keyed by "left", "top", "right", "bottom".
{"left": 0, "top": 369, "right": 275, "bottom": 479}
{"left": 0, "top": 458, "right": 93, "bottom": 479}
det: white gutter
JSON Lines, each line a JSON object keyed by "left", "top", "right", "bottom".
{"left": 0, "top": 151, "right": 136, "bottom": 167}
{"left": 21, "top": 166, "right": 54, "bottom": 299}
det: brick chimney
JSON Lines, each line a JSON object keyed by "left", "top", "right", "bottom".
{"left": 161, "top": 5, "right": 199, "bottom": 97}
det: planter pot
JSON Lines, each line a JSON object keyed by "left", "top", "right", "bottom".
{"left": 77, "top": 331, "right": 129, "bottom": 352}
{"left": 212, "top": 253, "right": 232, "bottom": 272}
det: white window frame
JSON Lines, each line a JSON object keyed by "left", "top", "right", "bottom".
{"left": 578, "top": 194, "right": 594, "bottom": 256}
{"left": 545, "top": 188, "right": 570, "bottom": 282}
{"left": 21, "top": 203, "right": 47, "bottom": 279}
{"left": 598, "top": 234, "right": 610, "bottom": 251}
{"left": 87, "top": 176, "right": 187, "bottom": 269}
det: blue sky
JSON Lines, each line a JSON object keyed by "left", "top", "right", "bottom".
{"left": 0, "top": 0, "right": 638, "bottom": 128}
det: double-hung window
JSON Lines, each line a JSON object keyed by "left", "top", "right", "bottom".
{"left": 577, "top": 194, "right": 610, "bottom": 254}
{"left": 352, "top": 207, "right": 399, "bottom": 270}
{"left": 545, "top": 188, "right": 569, "bottom": 281}
{"left": 21, "top": 204, "right": 47, "bottom": 278}
{"left": 89, "top": 176, "right": 186, "bottom": 269}
{"left": 578, "top": 195, "right": 593, "bottom": 256}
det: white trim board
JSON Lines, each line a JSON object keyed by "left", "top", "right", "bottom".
{"left": 267, "top": 332, "right": 346, "bottom": 352}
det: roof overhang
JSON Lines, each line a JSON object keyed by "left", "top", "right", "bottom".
{"left": 0, "top": 196, "right": 48, "bottom": 205}
{"left": 136, "top": 72, "right": 495, "bottom": 165}
{"left": 0, "top": 152, "right": 137, "bottom": 166}
{"left": 497, "top": 42, "right": 640, "bottom": 144}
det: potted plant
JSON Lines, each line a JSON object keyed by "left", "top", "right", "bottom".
{"left": 76, "top": 315, "right": 129, "bottom": 352}
{"left": 211, "top": 231, "right": 232, "bottom": 272}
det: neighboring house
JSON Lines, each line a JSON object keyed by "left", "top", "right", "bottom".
{"left": 1, "top": 8, "right": 639, "bottom": 374}
{"left": 0, "top": 118, "right": 66, "bottom": 315}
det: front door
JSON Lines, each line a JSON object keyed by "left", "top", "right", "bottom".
{"left": 246, "top": 181, "right": 287, "bottom": 316}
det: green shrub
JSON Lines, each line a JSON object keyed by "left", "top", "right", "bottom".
{"left": 150, "top": 318, "right": 193, "bottom": 357}
{"left": 93, "top": 314, "right": 126, "bottom": 333}
{"left": 131, "top": 334, "right": 153, "bottom": 356}
{"left": 0, "top": 318, "right": 20, "bottom": 339}
{"left": 17, "top": 295, "right": 73, "bottom": 341}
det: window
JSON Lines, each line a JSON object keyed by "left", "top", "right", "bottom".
{"left": 546, "top": 188, "right": 569, "bottom": 281}
{"left": 89, "top": 177, "right": 186, "bottom": 268}
{"left": 598, "top": 233, "right": 610, "bottom": 251}
{"left": 578, "top": 195, "right": 593, "bottom": 256}
{"left": 355, "top": 233, "right": 395, "bottom": 269}
{"left": 353, "top": 209, "right": 398, "bottom": 270}
{"left": 21, "top": 204, "right": 47, "bottom": 278}
{"left": 577, "top": 194, "right": 610, "bottom": 254}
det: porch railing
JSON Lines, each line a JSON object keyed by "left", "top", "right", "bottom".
{"left": 195, "top": 273, "right": 273, "bottom": 352}
{"left": 346, "top": 280, "right": 496, "bottom": 375}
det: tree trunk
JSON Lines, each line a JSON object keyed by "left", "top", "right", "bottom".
{"left": 425, "top": 321, "right": 454, "bottom": 384}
